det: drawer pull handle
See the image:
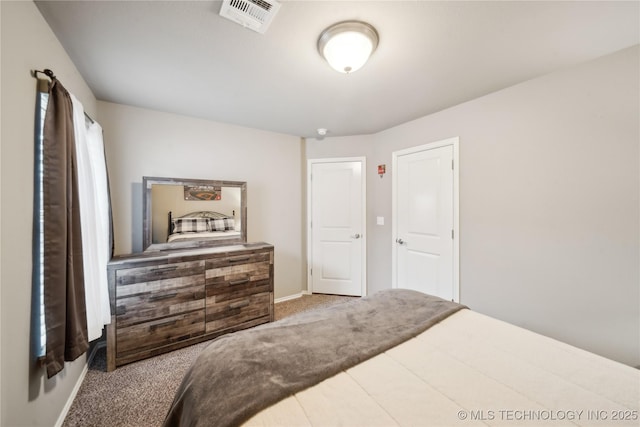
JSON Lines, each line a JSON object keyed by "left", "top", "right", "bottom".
{"left": 149, "top": 319, "right": 177, "bottom": 331}
{"left": 153, "top": 265, "right": 179, "bottom": 272}
{"left": 229, "top": 300, "right": 250, "bottom": 310}
{"left": 148, "top": 292, "right": 177, "bottom": 302}
{"left": 229, "top": 278, "right": 250, "bottom": 286}
{"left": 229, "top": 257, "right": 250, "bottom": 263}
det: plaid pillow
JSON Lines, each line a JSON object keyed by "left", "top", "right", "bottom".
{"left": 172, "top": 218, "right": 210, "bottom": 234}
{"left": 209, "top": 218, "right": 235, "bottom": 231}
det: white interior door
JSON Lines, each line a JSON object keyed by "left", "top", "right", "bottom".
{"left": 309, "top": 159, "right": 365, "bottom": 296}
{"left": 392, "top": 139, "right": 459, "bottom": 301}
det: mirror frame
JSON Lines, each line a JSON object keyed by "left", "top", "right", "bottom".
{"left": 143, "top": 176, "right": 247, "bottom": 251}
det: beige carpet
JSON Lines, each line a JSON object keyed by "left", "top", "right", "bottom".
{"left": 62, "top": 293, "right": 355, "bottom": 427}
{"left": 274, "top": 293, "right": 356, "bottom": 320}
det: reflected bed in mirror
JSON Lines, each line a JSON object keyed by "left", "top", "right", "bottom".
{"left": 143, "top": 177, "right": 247, "bottom": 251}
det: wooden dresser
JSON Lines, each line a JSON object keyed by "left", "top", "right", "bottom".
{"left": 106, "top": 242, "right": 274, "bottom": 371}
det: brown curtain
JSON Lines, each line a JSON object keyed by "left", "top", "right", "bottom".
{"left": 43, "top": 78, "right": 89, "bottom": 378}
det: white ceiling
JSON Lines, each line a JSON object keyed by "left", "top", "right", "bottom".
{"left": 36, "top": 1, "right": 639, "bottom": 139}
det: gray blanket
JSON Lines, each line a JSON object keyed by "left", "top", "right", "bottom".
{"left": 163, "top": 289, "right": 466, "bottom": 427}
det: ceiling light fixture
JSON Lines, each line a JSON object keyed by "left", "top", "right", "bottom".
{"left": 318, "top": 21, "right": 379, "bottom": 74}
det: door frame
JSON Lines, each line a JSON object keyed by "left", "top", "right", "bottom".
{"left": 391, "top": 137, "right": 460, "bottom": 301}
{"left": 307, "top": 157, "right": 367, "bottom": 296}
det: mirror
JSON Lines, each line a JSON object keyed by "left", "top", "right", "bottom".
{"left": 143, "top": 176, "right": 247, "bottom": 251}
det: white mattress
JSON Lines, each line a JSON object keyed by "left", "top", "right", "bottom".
{"left": 166, "top": 230, "right": 240, "bottom": 243}
{"left": 244, "top": 309, "right": 639, "bottom": 426}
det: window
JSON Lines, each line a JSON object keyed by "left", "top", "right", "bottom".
{"left": 33, "top": 75, "right": 112, "bottom": 376}
{"left": 34, "top": 90, "right": 49, "bottom": 358}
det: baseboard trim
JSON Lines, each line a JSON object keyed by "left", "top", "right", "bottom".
{"left": 54, "top": 342, "right": 103, "bottom": 427}
{"left": 275, "top": 293, "right": 303, "bottom": 304}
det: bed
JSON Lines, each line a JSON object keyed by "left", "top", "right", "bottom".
{"left": 167, "top": 210, "right": 240, "bottom": 243}
{"left": 163, "top": 289, "right": 639, "bottom": 427}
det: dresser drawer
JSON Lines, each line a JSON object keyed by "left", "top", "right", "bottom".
{"left": 115, "top": 260, "right": 205, "bottom": 327}
{"left": 116, "top": 310, "right": 205, "bottom": 359}
{"left": 205, "top": 251, "right": 271, "bottom": 270}
{"left": 116, "top": 282, "right": 205, "bottom": 327}
{"left": 116, "top": 260, "right": 205, "bottom": 287}
{"left": 205, "top": 292, "right": 270, "bottom": 333}
{"left": 205, "top": 258, "right": 271, "bottom": 302}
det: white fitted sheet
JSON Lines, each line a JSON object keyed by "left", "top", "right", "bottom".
{"left": 244, "top": 309, "right": 639, "bottom": 427}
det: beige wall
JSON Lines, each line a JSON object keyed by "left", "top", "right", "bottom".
{"left": 97, "top": 101, "right": 304, "bottom": 300}
{"left": 0, "top": 1, "right": 99, "bottom": 425}
{"left": 308, "top": 46, "right": 640, "bottom": 366}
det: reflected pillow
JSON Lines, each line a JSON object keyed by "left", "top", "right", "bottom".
{"left": 209, "top": 218, "right": 235, "bottom": 231}
{"left": 172, "top": 218, "right": 210, "bottom": 234}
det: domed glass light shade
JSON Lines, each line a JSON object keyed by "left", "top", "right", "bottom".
{"left": 318, "top": 21, "right": 379, "bottom": 73}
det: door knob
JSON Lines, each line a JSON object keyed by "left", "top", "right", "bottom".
{"left": 396, "top": 238, "right": 406, "bottom": 245}
{"left": 351, "top": 233, "right": 361, "bottom": 239}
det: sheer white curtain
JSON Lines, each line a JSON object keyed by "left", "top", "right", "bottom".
{"left": 70, "top": 95, "right": 111, "bottom": 341}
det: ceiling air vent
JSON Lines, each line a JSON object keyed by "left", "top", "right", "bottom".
{"left": 219, "top": 0, "right": 281, "bottom": 34}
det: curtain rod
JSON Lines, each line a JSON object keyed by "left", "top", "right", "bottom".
{"left": 32, "top": 68, "right": 95, "bottom": 124}
{"left": 33, "top": 68, "right": 56, "bottom": 80}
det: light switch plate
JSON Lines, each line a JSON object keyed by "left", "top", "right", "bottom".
{"left": 376, "top": 216, "right": 384, "bottom": 225}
